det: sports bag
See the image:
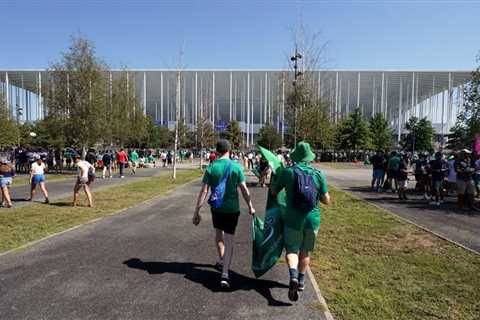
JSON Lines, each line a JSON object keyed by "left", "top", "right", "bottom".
{"left": 292, "top": 165, "right": 319, "bottom": 213}
{"left": 208, "top": 161, "right": 233, "bottom": 209}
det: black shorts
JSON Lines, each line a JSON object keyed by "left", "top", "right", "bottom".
{"left": 211, "top": 210, "right": 240, "bottom": 235}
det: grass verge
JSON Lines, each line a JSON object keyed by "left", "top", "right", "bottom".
{"left": 0, "top": 169, "right": 202, "bottom": 254}
{"left": 311, "top": 186, "right": 480, "bottom": 320}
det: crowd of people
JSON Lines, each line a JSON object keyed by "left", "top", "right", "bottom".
{"left": 0, "top": 147, "right": 166, "bottom": 209}
{"left": 368, "top": 149, "right": 480, "bottom": 211}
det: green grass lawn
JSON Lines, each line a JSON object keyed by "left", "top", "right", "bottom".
{"left": 311, "top": 187, "right": 480, "bottom": 320}
{"left": 0, "top": 169, "right": 202, "bottom": 254}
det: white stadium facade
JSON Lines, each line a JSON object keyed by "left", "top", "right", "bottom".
{"left": 0, "top": 69, "right": 473, "bottom": 146}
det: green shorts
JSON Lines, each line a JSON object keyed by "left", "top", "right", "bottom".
{"left": 284, "top": 226, "right": 319, "bottom": 253}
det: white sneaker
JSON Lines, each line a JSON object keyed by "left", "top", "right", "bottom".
{"left": 429, "top": 201, "right": 437, "bottom": 205}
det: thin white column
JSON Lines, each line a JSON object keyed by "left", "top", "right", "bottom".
{"left": 194, "top": 72, "right": 198, "bottom": 126}
{"left": 346, "top": 80, "right": 350, "bottom": 115}
{"left": 264, "top": 72, "right": 267, "bottom": 124}
{"left": 381, "top": 72, "right": 385, "bottom": 115}
{"left": 411, "top": 72, "right": 415, "bottom": 118}
{"left": 357, "top": 72, "right": 361, "bottom": 110}
{"left": 247, "top": 72, "right": 251, "bottom": 147}
{"left": 212, "top": 72, "right": 215, "bottom": 127}
{"left": 229, "top": 71, "right": 233, "bottom": 121}
{"left": 161, "top": 72, "right": 164, "bottom": 125}
{"left": 372, "top": 77, "right": 376, "bottom": 117}
{"left": 385, "top": 76, "right": 389, "bottom": 119}
{"left": 282, "top": 76, "right": 285, "bottom": 142}
{"left": 398, "top": 78, "right": 403, "bottom": 142}
{"left": 259, "top": 79, "right": 263, "bottom": 124}
{"left": 143, "top": 71, "right": 147, "bottom": 115}
{"left": 38, "top": 72, "right": 42, "bottom": 120}
{"left": 234, "top": 79, "right": 237, "bottom": 121}
{"left": 5, "top": 72, "right": 9, "bottom": 111}
{"left": 335, "top": 71, "right": 339, "bottom": 122}
{"left": 251, "top": 78, "right": 254, "bottom": 145}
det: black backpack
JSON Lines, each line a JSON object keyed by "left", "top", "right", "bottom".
{"left": 292, "top": 165, "right": 319, "bottom": 213}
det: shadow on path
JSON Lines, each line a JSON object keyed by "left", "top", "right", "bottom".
{"left": 123, "top": 258, "right": 291, "bottom": 307}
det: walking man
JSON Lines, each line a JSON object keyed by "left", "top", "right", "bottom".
{"left": 117, "top": 148, "right": 128, "bottom": 178}
{"left": 271, "top": 141, "right": 330, "bottom": 302}
{"left": 102, "top": 151, "right": 113, "bottom": 179}
{"left": 455, "top": 149, "right": 477, "bottom": 211}
{"left": 28, "top": 155, "right": 49, "bottom": 203}
{"left": 130, "top": 149, "right": 139, "bottom": 175}
{"left": 370, "top": 150, "right": 385, "bottom": 191}
{"left": 192, "top": 139, "right": 255, "bottom": 289}
{"left": 72, "top": 154, "right": 94, "bottom": 207}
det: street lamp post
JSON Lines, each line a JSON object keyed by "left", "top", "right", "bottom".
{"left": 291, "top": 47, "right": 303, "bottom": 147}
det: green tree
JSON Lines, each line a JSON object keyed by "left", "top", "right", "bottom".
{"left": 446, "top": 122, "right": 469, "bottom": 150}
{"left": 222, "top": 120, "right": 242, "bottom": 150}
{"left": 401, "top": 116, "right": 435, "bottom": 153}
{"left": 47, "top": 35, "right": 109, "bottom": 152}
{"left": 451, "top": 55, "right": 480, "bottom": 149}
{"left": 177, "top": 119, "right": 191, "bottom": 148}
{"left": 369, "top": 113, "right": 394, "bottom": 151}
{"left": 297, "top": 102, "right": 335, "bottom": 150}
{"left": 0, "top": 92, "right": 20, "bottom": 149}
{"left": 257, "top": 123, "right": 282, "bottom": 150}
{"left": 195, "top": 115, "right": 217, "bottom": 169}
{"left": 336, "top": 108, "right": 372, "bottom": 151}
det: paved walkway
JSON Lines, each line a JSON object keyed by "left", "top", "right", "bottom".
{"left": 0, "top": 176, "right": 325, "bottom": 319}
{"left": 317, "top": 164, "right": 480, "bottom": 254}
{"left": 1, "top": 164, "right": 195, "bottom": 210}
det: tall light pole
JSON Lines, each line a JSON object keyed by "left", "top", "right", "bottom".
{"left": 291, "top": 47, "right": 303, "bottom": 147}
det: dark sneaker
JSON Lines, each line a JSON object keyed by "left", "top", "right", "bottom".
{"left": 220, "top": 277, "right": 230, "bottom": 289}
{"left": 44, "top": 198, "right": 50, "bottom": 204}
{"left": 214, "top": 262, "right": 223, "bottom": 272}
{"left": 288, "top": 278, "right": 299, "bottom": 302}
{"left": 298, "top": 281, "right": 305, "bottom": 292}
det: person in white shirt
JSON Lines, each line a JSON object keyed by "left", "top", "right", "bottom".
{"left": 28, "top": 156, "right": 49, "bottom": 203}
{"left": 72, "top": 155, "right": 94, "bottom": 207}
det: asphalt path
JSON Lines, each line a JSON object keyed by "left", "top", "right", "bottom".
{"left": 2, "top": 166, "right": 174, "bottom": 209}
{"left": 317, "top": 164, "right": 480, "bottom": 254}
{"left": 0, "top": 175, "right": 325, "bottom": 319}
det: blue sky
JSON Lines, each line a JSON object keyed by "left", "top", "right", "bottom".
{"left": 1, "top": 0, "right": 479, "bottom": 70}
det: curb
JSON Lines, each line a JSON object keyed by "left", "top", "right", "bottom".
{"left": 0, "top": 176, "right": 202, "bottom": 259}
{"left": 335, "top": 186, "right": 480, "bottom": 256}
{"left": 307, "top": 266, "right": 335, "bottom": 320}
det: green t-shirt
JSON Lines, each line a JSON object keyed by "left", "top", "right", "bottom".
{"left": 202, "top": 159, "right": 246, "bottom": 214}
{"left": 388, "top": 156, "right": 400, "bottom": 171}
{"left": 273, "top": 163, "right": 328, "bottom": 230}
{"left": 130, "top": 151, "right": 139, "bottom": 163}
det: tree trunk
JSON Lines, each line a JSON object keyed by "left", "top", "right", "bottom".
{"left": 173, "top": 71, "right": 181, "bottom": 179}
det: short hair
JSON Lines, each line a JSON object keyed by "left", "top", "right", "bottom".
{"left": 216, "top": 139, "right": 231, "bottom": 155}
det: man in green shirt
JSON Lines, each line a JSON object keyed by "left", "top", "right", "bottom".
{"left": 271, "top": 141, "right": 330, "bottom": 302}
{"left": 193, "top": 139, "right": 255, "bottom": 289}
{"left": 130, "top": 149, "right": 139, "bottom": 175}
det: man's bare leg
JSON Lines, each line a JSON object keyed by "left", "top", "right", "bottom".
{"left": 84, "top": 184, "right": 93, "bottom": 207}
{"left": 286, "top": 252, "right": 300, "bottom": 301}
{"left": 215, "top": 229, "right": 225, "bottom": 264}
{"left": 298, "top": 251, "right": 310, "bottom": 291}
